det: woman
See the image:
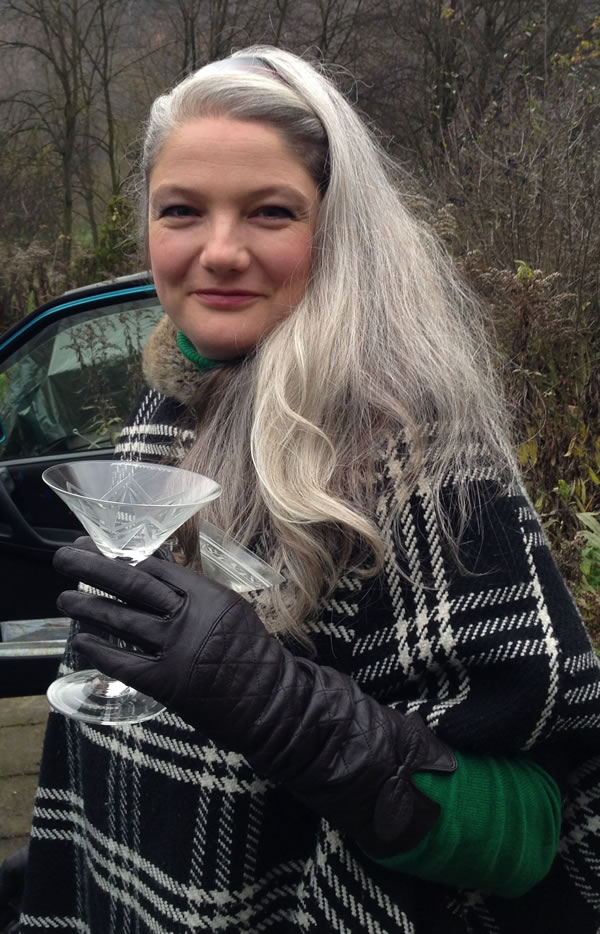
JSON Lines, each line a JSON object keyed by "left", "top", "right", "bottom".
{"left": 20, "top": 47, "right": 600, "bottom": 932}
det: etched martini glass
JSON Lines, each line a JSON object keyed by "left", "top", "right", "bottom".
{"left": 42, "top": 460, "right": 221, "bottom": 725}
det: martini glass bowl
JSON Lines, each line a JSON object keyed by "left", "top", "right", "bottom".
{"left": 198, "top": 519, "right": 285, "bottom": 593}
{"left": 43, "top": 460, "right": 221, "bottom": 725}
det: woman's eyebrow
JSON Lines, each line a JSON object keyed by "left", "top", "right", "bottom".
{"left": 149, "top": 184, "right": 197, "bottom": 203}
{"left": 150, "top": 183, "right": 314, "bottom": 205}
{"left": 248, "top": 184, "right": 313, "bottom": 203}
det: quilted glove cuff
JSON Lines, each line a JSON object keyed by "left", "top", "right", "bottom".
{"left": 231, "top": 651, "right": 457, "bottom": 858}
{"left": 266, "top": 701, "right": 457, "bottom": 859}
{"left": 368, "top": 713, "right": 457, "bottom": 855}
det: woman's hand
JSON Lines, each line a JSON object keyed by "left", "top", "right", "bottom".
{"left": 55, "top": 536, "right": 273, "bottom": 742}
{"left": 54, "top": 536, "right": 456, "bottom": 858}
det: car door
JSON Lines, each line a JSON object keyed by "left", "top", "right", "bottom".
{"left": 0, "top": 277, "right": 163, "bottom": 696}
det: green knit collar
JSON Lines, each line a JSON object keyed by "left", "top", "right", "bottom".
{"left": 176, "top": 331, "right": 223, "bottom": 372}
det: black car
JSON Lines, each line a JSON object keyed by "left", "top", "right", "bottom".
{"left": 0, "top": 275, "right": 164, "bottom": 697}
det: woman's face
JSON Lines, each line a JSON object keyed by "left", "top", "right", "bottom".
{"left": 148, "top": 117, "right": 320, "bottom": 360}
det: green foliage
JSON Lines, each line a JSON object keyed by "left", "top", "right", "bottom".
{"left": 577, "top": 513, "right": 600, "bottom": 591}
{"left": 515, "top": 261, "right": 536, "bottom": 283}
{"left": 563, "top": 513, "right": 600, "bottom": 653}
{"left": 71, "top": 195, "right": 138, "bottom": 285}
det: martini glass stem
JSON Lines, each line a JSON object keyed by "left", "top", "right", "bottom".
{"left": 42, "top": 461, "right": 221, "bottom": 726}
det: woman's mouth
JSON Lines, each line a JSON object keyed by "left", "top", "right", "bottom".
{"left": 193, "top": 290, "right": 261, "bottom": 308}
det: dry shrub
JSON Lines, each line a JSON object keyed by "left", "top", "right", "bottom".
{"left": 0, "top": 241, "right": 68, "bottom": 331}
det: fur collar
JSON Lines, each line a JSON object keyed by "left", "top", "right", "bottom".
{"left": 142, "top": 316, "right": 209, "bottom": 406}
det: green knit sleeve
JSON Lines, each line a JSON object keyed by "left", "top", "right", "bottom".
{"left": 371, "top": 751, "right": 561, "bottom": 898}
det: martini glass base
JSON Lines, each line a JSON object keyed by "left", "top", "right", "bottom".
{"left": 47, "top": 670, "right": 165, "bottom": 725}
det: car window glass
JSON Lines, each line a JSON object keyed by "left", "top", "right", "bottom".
{"left": 0, "top": 299, "right": 163, "bottom": 460}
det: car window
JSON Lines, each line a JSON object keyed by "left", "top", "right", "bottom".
{"left": 0, "top": 298, "right": 163, "bottom": 460}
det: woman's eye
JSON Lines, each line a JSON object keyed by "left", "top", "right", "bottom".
{"left": 160, "top": 205, "right": 195, "bottom": 218}
{"left": 256, "top": 205, "right": 295, "bottom": 220}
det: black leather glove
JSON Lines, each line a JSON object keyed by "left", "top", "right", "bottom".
{"left": 54, "top": 537, "right": 457, "bottom": 858}
{"left": 0, "top": 843, "right": 28, "bottom": 933}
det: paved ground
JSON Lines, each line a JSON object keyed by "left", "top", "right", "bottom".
{"left": 0, "top": 695, "right": 49, "bottom": 863}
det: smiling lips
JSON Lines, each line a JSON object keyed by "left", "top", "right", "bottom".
{"left": 193, "top": 289, "right": 262, "bottom": 308}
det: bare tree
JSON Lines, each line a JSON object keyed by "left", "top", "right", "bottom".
{"left": 0, "top": 0, "right": 154, "bottom": 267}
{"left": 148, "top": 0, "right": 273, "bottom": 79}
{"left": 0, "top": 0, "right": 99, "bottom": 265}
{"left": 172, "top": 0, "right": 205, "bottom": 74}
{"left": 359, "top": 0, "right": 585, "bottom": 176}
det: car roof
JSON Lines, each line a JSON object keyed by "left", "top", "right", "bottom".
{"left": 61, "top": 271, "right": 152, "bottom": 297}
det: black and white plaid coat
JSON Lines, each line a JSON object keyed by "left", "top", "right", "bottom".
{"left": 21, "top": 384, "right": 600, "bottom": 933}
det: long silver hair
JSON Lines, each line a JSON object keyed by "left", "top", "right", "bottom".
{"left": 138, "top": 46, "right": 517, "bottom": 642}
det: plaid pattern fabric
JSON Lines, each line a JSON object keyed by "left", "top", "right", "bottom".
{"left": 20, "top": 389, "right": 600, "bottom": 933}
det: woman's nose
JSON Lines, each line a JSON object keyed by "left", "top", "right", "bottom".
{"left": 199, "top": 218, "right": 250, "bottom": 274}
